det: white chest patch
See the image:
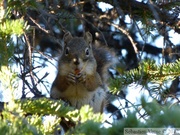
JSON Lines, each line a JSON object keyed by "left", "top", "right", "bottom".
{"left": 69, "top": 86, "right": 105, "bottom": 113}
{"left": 52, "top": 84, "right": 106, "bottom": 113}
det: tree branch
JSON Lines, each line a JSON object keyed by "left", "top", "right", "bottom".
{"left": 104, "top": 0, "right": 180, "bottom": 33}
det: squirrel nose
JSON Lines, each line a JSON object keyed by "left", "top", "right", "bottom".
{"left": 73, "top": 58, "right": 80, "bottom": 65}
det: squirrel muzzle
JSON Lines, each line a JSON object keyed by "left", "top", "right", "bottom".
{"left": 73, "top": 57, "right": 80, "bottom": 65}
{"left": 72, "top": 57, "right": 84, "bottom": 75}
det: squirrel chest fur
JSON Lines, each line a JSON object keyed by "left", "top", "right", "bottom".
{"left": 50, "top": 32, "right": 107, "bottom": 113}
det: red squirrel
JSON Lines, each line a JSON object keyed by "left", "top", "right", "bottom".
{"left": 50, "top": 32, "right": 115, "bottom": 113}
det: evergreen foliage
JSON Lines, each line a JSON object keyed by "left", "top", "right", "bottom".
{"left": 110, "top": 59, "right": 180, "bottom": 94}
{"left": 0, "top": 0, "right": 180, "bottom": 134}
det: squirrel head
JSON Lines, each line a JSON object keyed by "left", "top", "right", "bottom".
{"left": 59, "top": 32, "right": 97, "bottom": 75}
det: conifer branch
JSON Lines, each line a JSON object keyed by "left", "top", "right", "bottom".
{"left": 110, "top": 59, "right": 180, "bottom": 94}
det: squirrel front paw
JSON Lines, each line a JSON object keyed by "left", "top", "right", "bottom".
{"left": 67, "top": 72, "right": 86, "bottom": 84}
{"left": 76, "top": 73, "right": 86, "bottom": 83}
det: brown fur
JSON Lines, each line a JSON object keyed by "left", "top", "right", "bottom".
{"left": 50, "top": 32, "right": 114, "bottom": 113}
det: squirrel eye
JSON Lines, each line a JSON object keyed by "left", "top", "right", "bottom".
{"left": 85, "top": 48, "right": 89, "bottom": 56}
{"left": 65, "top": 47, "right": 69, "bottom": 56}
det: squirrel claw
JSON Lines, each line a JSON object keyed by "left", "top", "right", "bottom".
{"left": 67, "top": 73, "right": 77, "bottom": 84}
{"left": 76, "top": 73, "right": 86, "bottom": 83}
{"left": 67, "top": 73, "right": 86, "bottom": 84}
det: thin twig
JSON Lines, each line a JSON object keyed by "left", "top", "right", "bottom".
{"left": 23, "top": 33, "right": 42, "bottom": 97}
{"left": 133, "top": 19, "right": 147, "bottom": 59}
{"left": 107, "top": 22, "right": 140, "bottom": 59}
{"left": 75, "top": 12, "right": 109, "bottom": 46}
{"left": 23, "top": 33, "right": 32, "bottom": 72}
{"left": 27, "top": 14, "right": 50, "bottom": 34}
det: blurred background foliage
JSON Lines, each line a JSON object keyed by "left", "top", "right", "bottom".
{"left": 0, "top": 0, "right": 180, "bottom": 134}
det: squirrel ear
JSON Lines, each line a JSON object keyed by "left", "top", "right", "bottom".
{"left": 63, "top": 32, "right": 73, "bottom": 44}
{"left": 84, "top": 32, "right": 92, "bottom": 45}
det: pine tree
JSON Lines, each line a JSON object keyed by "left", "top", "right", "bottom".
{"left": 0, "top": 0, "right": 180, "bottom": 134}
